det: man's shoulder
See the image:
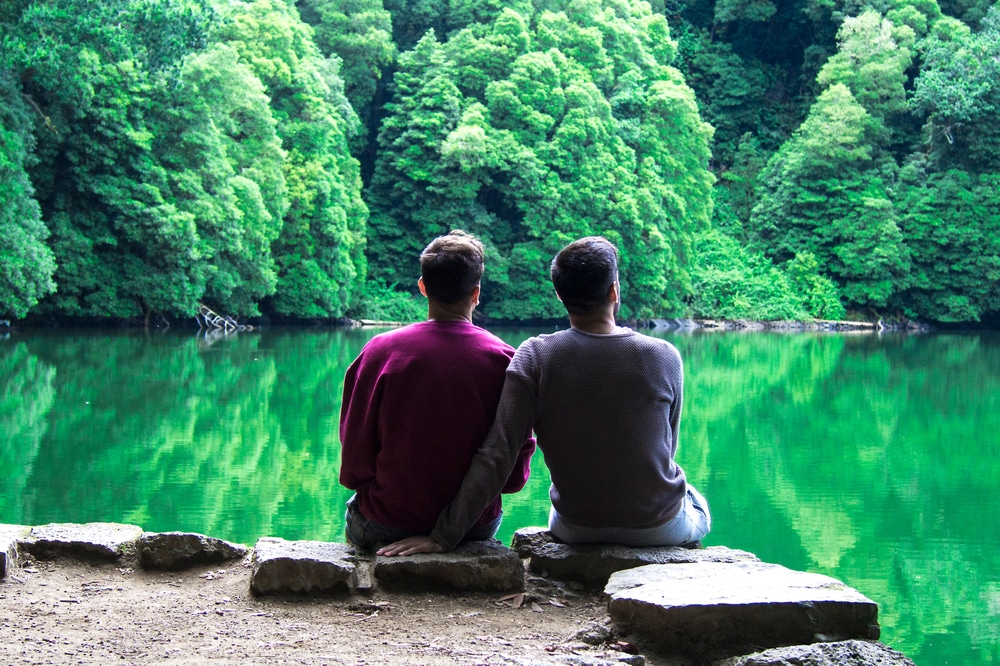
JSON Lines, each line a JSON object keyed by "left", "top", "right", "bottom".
{"left": 525, "top": 328, "right": 681, "bottom": 361}
{"left": 439, "top": 323, "right": 512, "bottom": 358}
{"left": 625, "top": 331, "right": 682, "bottom": 361}
{"left": 468, "top": 324, "right": 513, "bottom": 346}
{"left": 400, "top": 322, "right": 516, "bottom": 358}
{"left": 510, "top": 329, "right": 581, "bottom": 368}
{"left": 630, "top": 330, "right": 680, "bottom": 351}
{"left": 363, "top": 322, "right": 422, "bottom": 346}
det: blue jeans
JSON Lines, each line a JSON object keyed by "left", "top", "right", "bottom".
{"left": 548, "top": 484, "right": 711, "bottom": 547}
{"left": 344, "top": 495, "right": 502, "bottom": 550}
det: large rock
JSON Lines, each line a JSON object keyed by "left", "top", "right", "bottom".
{"left": 139, "top": 532, "right": 248, "bottom": 571}
{"left": 374, "top": 539, "right": 524, "bottom": 592}
{"left": 606, "top": 561, "right": 880, "bottom": 660}
{"left": 250, "top": 538, "right": 359, "bottom": 596}
{"left": 712, "top": 640, "right": 915, "bottom": 665}
{"left": 0, "top": 524, "right": 30, "bottom": 579}
{"left": 512, "top": 527, "right": 758, "bottom": 584}
{"left": 21, "top": 522, "right": 144, "bottom": 561}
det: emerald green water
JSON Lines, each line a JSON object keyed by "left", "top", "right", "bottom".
{"left": 2, "top": 327, "right": 998, "bottom": 664}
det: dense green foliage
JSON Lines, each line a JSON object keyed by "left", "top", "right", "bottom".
{"left": 1, "top": 0, "right": 363, "bottom": 321}
{"left": 2, "top": 0, "right": 999, "bottom": 323}
{"left": 366, "top": 2, "right": 715, "bottom": 320}
{"left": 681, "top": 0, "right": 1000, "bottom": 323}
{"left": 0, "top": 72, "right": 56, "bottom": 318}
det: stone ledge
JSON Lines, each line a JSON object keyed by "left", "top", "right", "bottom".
{"left": 5, "top": 523, "right": 248, "bottom": 574}
{"left": 0, "top": 522, "right": 913, "bottom": 664}
{"left": 247, "top": 538, "right": 525, "bottom": 595}
{"left": 373, "top": 539, "right": 524, "bottom": 593}
{"left": 140, "top": 531, "right": 248, "bottom": 571}
{"left": 512, "top": 526, "right": 759, "bottom": 584}
{"left": 2, "top": 522, "right": 526, "bottom": 595}
{"left": 250, "top": 537, "right": 360, "bottom": 596}
{"left": 20, "top": 522, "right": 145, "bottom": 561}
{"left": 0, "top": 524, "right": 31, "bottom": 579}
{"left": 606, "top": 561, "right": 880, "bottom": 660}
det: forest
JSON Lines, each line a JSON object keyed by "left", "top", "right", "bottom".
{"left": 1, "top": 0, "right": 999, "bottom": 325}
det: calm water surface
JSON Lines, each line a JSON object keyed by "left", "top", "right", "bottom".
{"left": 3, "top": 326, "right": 999, "bottom": 664}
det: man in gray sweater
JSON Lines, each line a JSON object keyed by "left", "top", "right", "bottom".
{"left": 378, "top": 236, "right": 711, "bottom": 555}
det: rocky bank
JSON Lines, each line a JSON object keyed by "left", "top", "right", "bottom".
{"left": 1, "top": 522, "right": 915, "bottom": 665}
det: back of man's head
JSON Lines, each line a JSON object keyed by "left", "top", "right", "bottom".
{"left": 550, "top": 236, "right": 619, "bottom": 316}
{"left": 420, "top": 230, "right": 485, "bottom": 304}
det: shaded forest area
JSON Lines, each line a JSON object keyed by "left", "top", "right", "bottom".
{"left": 2, "top": 0, "right": 999, "bottom": 325}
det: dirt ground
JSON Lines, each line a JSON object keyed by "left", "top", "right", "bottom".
{"left": 0, "top": 555, "right": 667, "bottom": 665}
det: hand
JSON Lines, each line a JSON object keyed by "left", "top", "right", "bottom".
{"left": 376, "top": 536, "right": 445, "bottom": 557}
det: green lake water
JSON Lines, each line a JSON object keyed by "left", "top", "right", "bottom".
{"left": 2, "top": 326, "right": 999, "bottom": 664}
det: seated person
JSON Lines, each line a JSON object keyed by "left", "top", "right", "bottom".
{"left": 339, "top": 230, "right": 535, "bottom": 550}
{"left": 378, "top": 236, "right": 710, "bottom": 555}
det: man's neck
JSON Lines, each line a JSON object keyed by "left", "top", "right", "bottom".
{"left": 567, "top": 310, "right": 618, "bottom": 335}
{"left": 426, "top": 300, "right": 474, "bottom": 323}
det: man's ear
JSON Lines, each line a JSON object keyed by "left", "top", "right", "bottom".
{"left": 609, "top": 280, "right": 619, "bottom": 304}
{"left": 471, "top": 284, "right": 481, "bottom": 306}
{"left": 417, "top": 277, "right": 428, "bottom": 297}
{"left": 554, "top": 288, "right": 563, "bottom": 303}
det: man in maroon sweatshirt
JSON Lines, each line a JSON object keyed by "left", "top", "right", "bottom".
{"left": 339, "top": 230, "right": 535, "bottom": 550}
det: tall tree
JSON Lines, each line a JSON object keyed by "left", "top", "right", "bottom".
{"left": 817, "top": 10, "right": 913, "bottom": 136}
{"left": 910, "top": 8, "right": 1000, "bottom": 171}
{"left": 8, "top": 0, "right": 220, "bottom": 320}
{"left": 154, "top": 43, "right": 288, "bottom": 315}
{"left": 749, "top": 84, "right": 909, "bottom": 309}
{"left": 0, "top": 72, "right": 56, "bottom": 318}
{"left": 212, "top": 0, "right": 368, "bottom": 318}
{"left": 894, "top": 161, "right": 1000, "bottom": 322}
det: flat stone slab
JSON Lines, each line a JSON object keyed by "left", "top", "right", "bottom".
{"left": 0, "top": 524, "right": 31, "bottom": 579}
{"left": 712, "top": 639, "right": 915, "bottom": 665}
{"left": 139, "top": 532, "right": 248, "bottom": 571}
{"left": 606, "top": 561, "right": 880, "bottom": 659}
{"left": 512, "top": 527, "right": 758, "bottom": 584}
{"left": 374, "top": 539, "right": 524, "bottom": 592}
{"left": 21, "top": 522, "right": 144, "bottom": 561}
{"left": 250, "top": 538, "right": 359, "bottom": 596}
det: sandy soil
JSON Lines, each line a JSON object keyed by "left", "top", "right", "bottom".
{"left": 0, "top": 555, "right": 664, "bottom": 665}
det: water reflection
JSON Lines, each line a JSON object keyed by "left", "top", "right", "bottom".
{"left": 2, "top": 328, "right": 999, "bottom": 663}
{"left": 661, "top": 331, "right": 1000, "bottom": 664}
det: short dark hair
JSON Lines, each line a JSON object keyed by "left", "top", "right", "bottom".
{"left": 550, "top": 237, "right": 619, "bottom": 316}
{"left": 420, "top": 230, "right": 485, "bottom": 304}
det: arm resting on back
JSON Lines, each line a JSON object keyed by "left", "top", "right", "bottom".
{"left": 430, "top": 373, "right": 537, "bottom": 550}
{"left": 500, "top": 436, "right": 536, "bottom": 494}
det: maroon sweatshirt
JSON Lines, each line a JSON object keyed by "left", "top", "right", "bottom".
{"left": 339, "top": 320, "right": 535, "bottom": 532}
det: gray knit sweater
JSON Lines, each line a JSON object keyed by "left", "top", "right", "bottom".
{"left": 431, "top": 327, "right": 688, "bottom": 550}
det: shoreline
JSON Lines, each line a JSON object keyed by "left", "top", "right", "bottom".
{"left": 1, "top": 315, "right": 935, "bottom": 333}
{"left": 1, "top": 523, "right": 915, "bottom": 665}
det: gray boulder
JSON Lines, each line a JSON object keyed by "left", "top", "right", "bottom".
{"left": 512, "top": 527, "right": 758, "bottom": 585}
{"left": 0, "top": 524, "right": 30, "bottom": 579}
{"left": 712, "top": 640, "right": 915, "bottom": 665}
{"left": 139, "top": 531, "right": 248, "bottom": 571}
{"left": 250, "top": 537, "right": 360, "bottom": 596}
{"left": 606, "top": 561, "right": 880, "bottom": 660}
{"left": 21, "top": 522, "right": 144, "bottom": 561}
{"left": 511, "top": 526, "right": 554, "bottom": 555}
{"left": 374, "top": 539, "right": 524, "bottom": 592}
